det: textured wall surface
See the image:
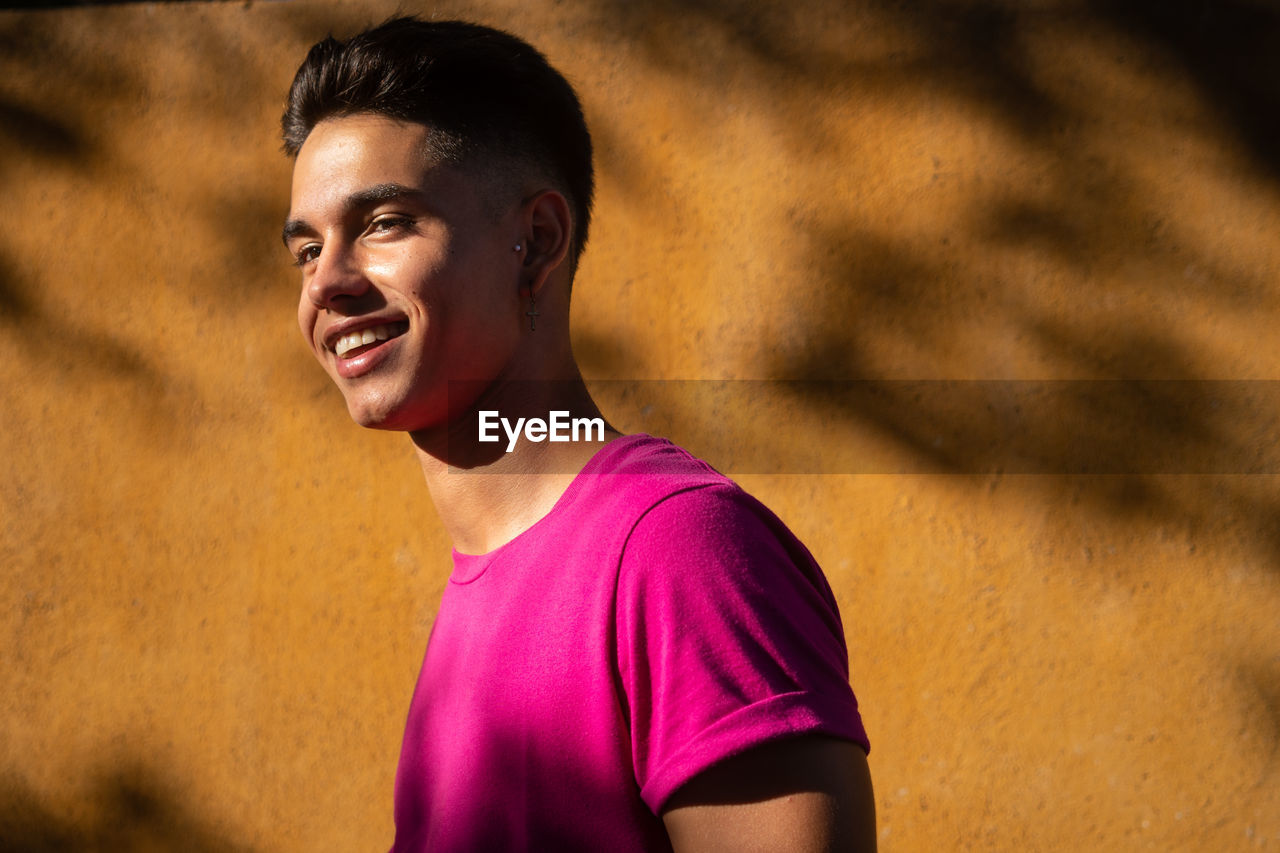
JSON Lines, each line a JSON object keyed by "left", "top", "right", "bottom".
{"left": 2, "top": 1, "right": 1278, "bottom": 850}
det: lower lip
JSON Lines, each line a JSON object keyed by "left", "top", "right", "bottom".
{"left": 333, "top": 334, "right": 404, "bottom": 379}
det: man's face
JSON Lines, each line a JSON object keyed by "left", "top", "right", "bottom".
{"left": 285, "top": 114, "right": 524, "bottom": 431}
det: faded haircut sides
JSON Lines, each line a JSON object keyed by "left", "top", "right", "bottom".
{"left": 282, "top": 17, "right": 595, "bottom": 268}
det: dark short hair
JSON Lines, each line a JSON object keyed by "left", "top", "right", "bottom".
{"left": 282, "top": 17, "right": 594, "bottom": 266}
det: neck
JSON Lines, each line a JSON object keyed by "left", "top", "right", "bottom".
{"left": 409, "top": 370, "right": 620, "bottom": 555}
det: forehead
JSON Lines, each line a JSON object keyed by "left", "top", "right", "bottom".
{"left": 288, "top": 115, "right": 461, "bottom": 218}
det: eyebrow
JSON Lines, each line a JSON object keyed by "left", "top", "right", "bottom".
{"left": 281, "top": 182, "right": 428, "bottom": 245}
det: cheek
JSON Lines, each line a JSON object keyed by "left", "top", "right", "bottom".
{"left": 297, "top": 294, "right": 320, "bottom": 355}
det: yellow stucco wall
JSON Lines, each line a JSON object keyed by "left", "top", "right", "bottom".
{"left": 2, "top": 1, "right": 1278, "bottom": 849}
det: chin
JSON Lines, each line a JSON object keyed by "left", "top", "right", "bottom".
{"left": 347, "top": 406, "right": 395, "bottom": 430}
{"left": 343, "top": 387, "right": 441, "bottom": 433}
{"left": 344, "top": 389, "right": 405, "bottom": 430}
{"left": 347, "top": 403, "right": 417, "bottom": 432}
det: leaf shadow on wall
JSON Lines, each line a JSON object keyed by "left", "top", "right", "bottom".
{"left": 0, "top": 767, "right": 253, "bottom": 853}
{"left": 578, "top": 0, "right": 1280, "bottom": 773}
{"left": 581, "top": 0, "right": 1280, "bottom": 568}
{"left": 0, "top": 21, "right": 160, "bottom": 389}
{"left": 0, "top": 9, "right": 380, "bottom": 410}
{"left": 586, "top": 0, "right": 1280, "bottom": 177}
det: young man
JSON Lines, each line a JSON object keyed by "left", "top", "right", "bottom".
{"left": 281, "top": 17, "right": 874, "bottom": 852}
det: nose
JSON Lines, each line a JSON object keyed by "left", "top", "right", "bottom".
{"left": 306, "top": 244, "right": 370, "bottom": 310}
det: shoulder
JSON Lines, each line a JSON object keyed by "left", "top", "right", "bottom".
{"left": 559, "top": 434, "right": 745, "bottom": 547}
{"left": 622, "top": 478, "right": 834, "bottom": 609}
{"left": 617, "top": 481, "right": 849, "bottom": 673}
{"left": 610, "top": 463, "right": 868, "bottom": 813}
{"left": 582, "top": 435, "right": 803, "bottom": 556}
{"left": 581, "top": 433, "right": 726, "bottom": 486}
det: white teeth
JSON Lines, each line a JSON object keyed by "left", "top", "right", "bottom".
{"left": 334, "top": 323, "right": 404, "bottom": 356}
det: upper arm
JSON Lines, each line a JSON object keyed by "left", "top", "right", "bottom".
{"left": 661, "top": 736, "right": 876, "bottom": 853}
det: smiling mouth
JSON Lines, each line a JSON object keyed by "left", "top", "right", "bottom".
{"left": 333, "top": 321, "right": 410, "bottom": 358}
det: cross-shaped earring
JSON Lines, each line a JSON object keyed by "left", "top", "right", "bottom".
{"left": 526, "top": 291, "right": 539, "bottom": 331}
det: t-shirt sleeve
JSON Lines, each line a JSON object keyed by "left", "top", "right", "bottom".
{"left": 614, "top": 483, "right": 869, "bottom": 814}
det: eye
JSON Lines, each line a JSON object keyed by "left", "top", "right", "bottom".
{"left": 369, "top": 215, "right": 415, "bottom": 235}
{"left": 292, "top": 244, "right": 321, "bottom": 268}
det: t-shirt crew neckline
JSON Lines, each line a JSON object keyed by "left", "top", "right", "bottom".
{"left": 448, "top": 433, "right": 656, "bottom": 585}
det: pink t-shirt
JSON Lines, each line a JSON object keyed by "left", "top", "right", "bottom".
{"left": 391, "top": 435, "right": 868, "bottom": 851}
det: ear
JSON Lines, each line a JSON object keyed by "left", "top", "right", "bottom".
{"left": 520, "top": 189, "right": 573, "bottom": 296}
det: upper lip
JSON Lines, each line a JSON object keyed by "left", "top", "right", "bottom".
{"left": 321, "top": 315, "right": 408, "bottom": 353}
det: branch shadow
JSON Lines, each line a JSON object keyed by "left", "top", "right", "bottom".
{"left": 0, "top": 8, "right": 344, "bottom": 396}
{"left": 0, "top": 766, "right": 253, "bottom": 852}
{"left": 583, "top": 0, "right": 1280, "bottom": 185}
{"left": 573, "top": 0, "right": 1280, "bottom": 570}
{"left": 0, "top": 16, "right": 153, "bottom": 382}
{"left": 0, "top": 101, "right": 85, "bottom": 160}
{"left": 767, "top": 223, "right": 1280, "bottom": 566}
{"left": 0, "top": 0, "right": 206, "bottom": 8}
{"left": 0, "top": 249, "right": 160, "bottom": 388}
{"left": 1089, "top": 0, "right": 1280, "bottom": 182}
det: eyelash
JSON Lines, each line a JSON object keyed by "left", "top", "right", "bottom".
{"left": 293, "top": 245, "right": 321, "bottom": 268}
{"left": 291, "top": 216, "right": 416, "bottom": 268}
{"left": 371, "top": 215, "right": 415, "bottom": 233}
